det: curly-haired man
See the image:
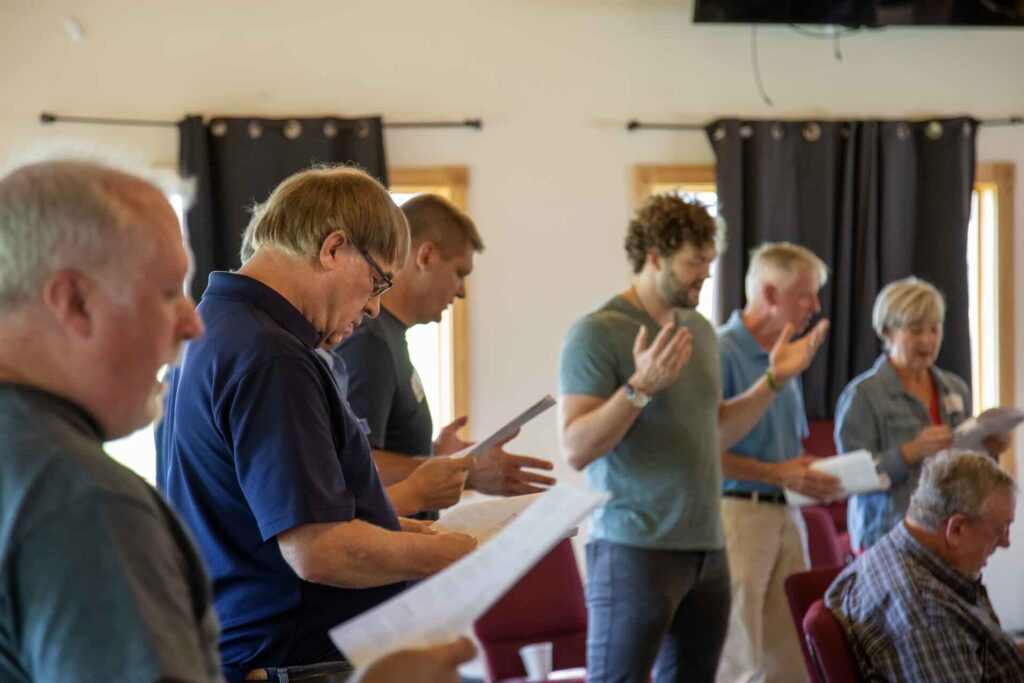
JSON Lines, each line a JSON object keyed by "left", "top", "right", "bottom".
{"left": 558, "top": 194, "right": 829, "bottom": 683}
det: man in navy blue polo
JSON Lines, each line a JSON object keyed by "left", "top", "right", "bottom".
{"left": 157, "top": 166, "right": 477, "bottom": 681}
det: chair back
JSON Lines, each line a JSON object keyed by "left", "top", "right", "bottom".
{"left": 801, "top": 506, "right": 847, "bottom": 568}
{"left": 783, "top": 565, "right": 844, "bottom": 683}
{"left": 473, "top": 537, "right": 587, "bottom": 681}
{"left": 803, "top": 599, "right": 861, "bottom": 682}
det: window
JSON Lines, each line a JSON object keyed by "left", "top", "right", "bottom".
{"left": 389, "top": 166, "right": 471, "bottom": 439}
{"left": 632, "top": 165, "right": 720, "bottom": 321}
{"left": 968, "top": 163, "right": 1016, "bottom": 474}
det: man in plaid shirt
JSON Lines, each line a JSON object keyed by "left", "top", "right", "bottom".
{"left": 826, "top": 451, "right": 1024, "bottom": 682}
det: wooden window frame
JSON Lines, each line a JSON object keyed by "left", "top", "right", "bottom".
{"left": 631, "top": 165, "right": 716, "bottom": 208}
{"left": 388, "top": 166, "right": 471, "bottom": 432}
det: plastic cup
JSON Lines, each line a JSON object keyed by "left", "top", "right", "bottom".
{"left": 519, "top": 641, "right": 553, "bottom": 682}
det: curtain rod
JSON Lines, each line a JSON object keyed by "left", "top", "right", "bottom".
{"left": 626, "top": 116, "right": 1024, "bottom": 132}
{"left": 39, "top": 112, "right": 483, "bottom": 130}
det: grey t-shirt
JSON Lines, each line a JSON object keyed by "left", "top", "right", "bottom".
{"left": 336, "top": 307, "right": 433, "bottom": 457}
{"left": 0, "top": 384, "right": 222, "bottom": 683}
{"left": 559, "top": 296, "right": 725, "bottom": 550}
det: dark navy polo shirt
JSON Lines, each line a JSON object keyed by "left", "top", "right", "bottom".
{"left": 156, "top": 272, "right": 404, "bottom": 680}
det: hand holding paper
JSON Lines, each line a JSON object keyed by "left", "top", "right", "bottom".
{"left": 952, "top": 406, "right": 1024, "bottom": 453}
{"left": 784, "top": 450, "right": 887, "bottom": 507}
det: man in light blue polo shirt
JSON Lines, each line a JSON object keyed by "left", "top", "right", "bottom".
{"left": 715, "top": 242, "right": 840, "bottom": 683}
{"left": 559, "top": 199, "right": 830, "bottom": 683}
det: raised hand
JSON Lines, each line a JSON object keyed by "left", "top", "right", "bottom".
{"left": 630, "top": 322, "right": 693, "bottom": 394}
{"left": 773, "top": 454, "right": 842, "bottom": 500}
{"left": 769, "top": 319, "right": 830, "bottom": 384}
{"left": 466, "top": 428, "right": 556, "bottom": 496}
{"left": 434, "top": 415, "right": 471, "bottom": 456}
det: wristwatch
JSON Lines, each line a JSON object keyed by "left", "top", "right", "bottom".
{"left": 624, "top": 383, "right": 652, "bottom": 410}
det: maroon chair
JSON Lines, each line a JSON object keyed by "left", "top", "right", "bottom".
{"left": 783, "top": 565, "right": 844, "bottom": 683}
{"left": 803, "top": 599, "right": 861, "bottom": 682}
{"left": 801, "top": 506, "right": 847, "bottom": 568}
{"left": 803, "top": 418, "right": 853, "bottom": 559}
{"left": 473, "top": 537, "right": 586, "bottom": 682}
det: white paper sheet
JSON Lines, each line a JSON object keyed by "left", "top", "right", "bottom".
{"left": 952, "top": 406, "right": 1024, "bottom": 452}
{"left": 456, "top": 395, "right": 556, "bottom": 459}
{"left": 329, "top": 484, "right": 609, "bottom": 666}
{"left": 784, "top": 450, "right": 886, "bottom": 507}
{"left": 431, "top": 493, "right": 544, "bottom": 542}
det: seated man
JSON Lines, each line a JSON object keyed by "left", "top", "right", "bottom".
{"left": 826, "top": 450, "right": 1023, "bottom": 682}
{"left": 157, "top": 165, "right": 477, "bottom": 680}
{"left": 0, "top": 157, "right": 217, "bottom": 681}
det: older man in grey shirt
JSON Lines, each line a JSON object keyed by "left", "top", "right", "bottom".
{"left": 0, "top": 158, "right": 219, "bottom": 682}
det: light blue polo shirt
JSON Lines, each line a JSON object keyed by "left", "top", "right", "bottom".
{"left": 718, "top": 310, "right": 808, "bottom": 494}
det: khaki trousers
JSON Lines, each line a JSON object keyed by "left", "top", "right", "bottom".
{"left": 715, "top": 497, "right": 809, "bottom": 683}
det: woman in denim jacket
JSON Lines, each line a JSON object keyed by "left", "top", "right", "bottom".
{"left": 834, "top": 277, "right": 1010, "bottom": 551}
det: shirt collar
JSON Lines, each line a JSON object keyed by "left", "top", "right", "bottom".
{"left": 0, "top": 383, "right": 104, "bottom": 442}
{"left": 723, "top": 309, "right": 768, "bottom": 359}
{"left": 202, "top": 272, "right": 320, "bottom": 349}
{"left": 873, "top": 353, "right": 956, "bottom": 401}
{"left": 891, "top": 522, "right": 982, "bottom": 602}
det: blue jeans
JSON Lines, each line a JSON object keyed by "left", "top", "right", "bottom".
{"left": 585, "top": 541, "right": 731, "bottom": 683}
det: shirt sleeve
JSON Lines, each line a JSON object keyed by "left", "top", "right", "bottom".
{"left": 559, "top": 317, "right": 622, "bottom": 399}
{"left": 11, "top": 494, "right": 222, "bottom": 683}
{"left": 874, "top": 618, "right": 985, "bottom": 683}
{"left": 717, "top": 338, "right": 740, "bottom": 401}
{"left": 224, "top": 355, "right": 355, "bottom": 540}
{"left": 336, "top": 331, "right": 398, "bottom": 450}
{"left": 835, "top": 381, "right": 911, "bottom": 485}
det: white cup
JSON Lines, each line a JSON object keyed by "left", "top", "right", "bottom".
{"left": 519, "top": 641, "right": 553, "bottom": 682}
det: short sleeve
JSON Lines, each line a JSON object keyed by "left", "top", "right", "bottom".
{"left": 224, "top": 355, "right": 355, "bottom": 540}
{"left": 718, "top": 338, "right": 741, "bottom": 401}
{"left": 11, "top": 494, "right": 221, "bottom": 683}
{"left": 559, "top": 317, "right": 622, "bottom": 399}
{"left": 336, "top": 331, "right": 398, "bottom": 449}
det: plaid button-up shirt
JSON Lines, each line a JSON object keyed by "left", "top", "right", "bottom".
{"left": 826, "top": 523, "right": 1024, "bottom": 682}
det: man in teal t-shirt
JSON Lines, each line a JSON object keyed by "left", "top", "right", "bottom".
{"left": 558, "top": 195, "right": 829, "bottom": 683}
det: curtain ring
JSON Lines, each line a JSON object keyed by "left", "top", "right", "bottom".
{"left": 771, "top": 123, "right": 785, "bottom": 141}
{"left": 926, "top": 121, "right": 943, "bottom": 140}
{"left": 803, "top": 122, "right": 822, "bottom": 142}
{"left": 210, "top": 120, "right": 228, "bottom": 138}
{"left": 324, "top": 120, "right": 339, "bottom": 139}
{"left": 712, "top": 125, "right": 727, "bottom": 141}
{"left": 962, "top": 120, "right": 973, "bottom": 137}
{"left": 840, "top": 124, "right": 850, "bottom": 138}
{"left": 740, "top": 124, "right": 753, "bottom": 139}
{"left": 355, "top": 120, "right": 370, "bottom": 139}
{"left": 896, "top": 123, "right": 910, "bottom": 140}
{"left": 284, "top": 119, "right": 303, "bottom": 140}
{"left": 247, "top": 120, "right": 263, "bottom": 139}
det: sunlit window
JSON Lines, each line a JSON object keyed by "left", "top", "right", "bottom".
{"left": 967, "top": 182, "right": 1002, "bottom": 415}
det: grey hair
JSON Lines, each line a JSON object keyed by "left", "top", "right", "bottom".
{"left": 0, "top": 148, "right": 189, "bottom": 312}
{"left": 907, "top": 451, "right": 1016, "bottom": 532}
{"left": 872, "top": 277, "right": 946, "bottom": 342}
{"left": 744, "top": 241, "right": 828, "bottom": 304}
{"left": 239, "top": 202, "right": 264, "bottom": 263}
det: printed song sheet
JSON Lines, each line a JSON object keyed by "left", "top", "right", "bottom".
{"left": 784, "top": 450, "right": 886, "bottom": 507}
{"left": 431, "top": 493, "right": 544, "bottom": 543}
{"left": 458, "top": 395, "right": 556, "bottom": 459}
{"left": 952, "top": 406, "right": 1024, "bottom": 452}
{"left": 329, "top": 484, "right": 609, "bottom": 666}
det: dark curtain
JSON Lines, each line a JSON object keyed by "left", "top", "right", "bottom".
{"left": 178, "top": 115, "right": 388, "bottom": 301}
{"left": 707, "top": 117, "right": 977, "bottom": 419}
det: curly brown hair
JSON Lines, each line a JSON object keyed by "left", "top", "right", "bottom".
{"left": 625, "top": 194, "right": 719, "bottom": 274}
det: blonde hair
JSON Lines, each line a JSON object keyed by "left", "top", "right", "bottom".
{"left": 401, "top": 193, "right": 484, "bottom": 258}
{"left": 872, "top": 277, "right": 946, "bottom": 342}
{"left": 745, "top": 242, "right": 828, "bottom": 303}
{"left": 248, "top": 165, "right": 409, "bottom": 266}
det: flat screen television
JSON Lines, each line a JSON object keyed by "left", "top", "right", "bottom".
{"left": 692, "top": 1, "right": 1024, "bottom": 27}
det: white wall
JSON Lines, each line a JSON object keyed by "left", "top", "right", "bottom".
{"left": 3, "top": 0, "right": 1024, "bottom": 623}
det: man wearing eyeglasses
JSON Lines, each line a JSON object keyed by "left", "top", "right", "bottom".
{"left": 336, "top": 194, "right": 555, "bottom": 520}
{"left": 157, "top": 167, "right": 478, "bottom": 681}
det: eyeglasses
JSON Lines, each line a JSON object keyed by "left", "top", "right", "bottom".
{"left": 356, "top": 245, "right": 393, "bottom": 297}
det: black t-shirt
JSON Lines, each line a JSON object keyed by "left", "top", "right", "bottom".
{"left": 336, "top": 308, "right": 434, "bottom": 458}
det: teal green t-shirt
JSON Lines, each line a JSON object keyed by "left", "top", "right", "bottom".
{"left": 559, "top": 296, "right": 725, "bottom": 550}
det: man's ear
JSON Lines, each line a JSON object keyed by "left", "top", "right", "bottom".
{"left": 43, "top": 269, "right": 93, "bottom": 338}
{"left": 647, "top": 250, "right": 662, "bottom": 271}
{"left": 763, "top": 283, "right": 779, "bottom": 306}
{"left": 320, "top": 231, "right": 349, "bottom": 270}
{"left": 945, "top": 514, "right": 969, "bottom": 549}
{"left": 415, "top": 241, "right": 437, "bottom": 271}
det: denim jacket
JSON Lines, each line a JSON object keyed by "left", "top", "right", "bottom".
{"left": 834, "top": 354, "right": 971, "bottom": 550}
